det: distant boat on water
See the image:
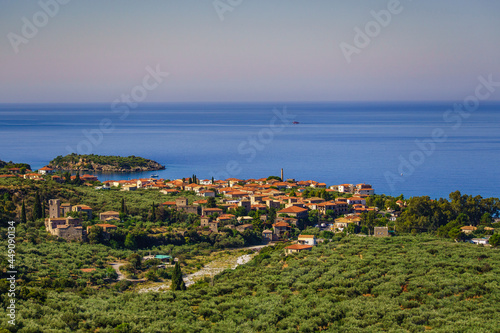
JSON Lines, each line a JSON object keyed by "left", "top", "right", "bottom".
{"left": 151, "top": 174, "right": 159, "bottom": 178}
{"left": 292, "top": 121, "right": 300, "bottom": 124}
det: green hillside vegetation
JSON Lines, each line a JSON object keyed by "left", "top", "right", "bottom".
{"left": 48, "top": 153, "right": 165, "bottom": 171}
{"left": 0, "top": 159, "right": 31, "bottom": 173}
{"left": 1, "top": 236, "right": 499, "bottom": 332}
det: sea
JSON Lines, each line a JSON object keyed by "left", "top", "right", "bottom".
{"left": 0, "top": 102, "right": 499, "bottom": 199}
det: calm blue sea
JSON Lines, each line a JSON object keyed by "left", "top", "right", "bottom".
{"left": 0, "top": 102, "right": 499, "bottom": 199}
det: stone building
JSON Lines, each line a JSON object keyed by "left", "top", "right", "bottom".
{"left": 374, "top": 227, "right": 389, "bottom": 237}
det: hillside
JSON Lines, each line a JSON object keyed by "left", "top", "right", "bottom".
{"left": 3, "top": 236, "right": 499, "bottom": 332}
{"left": 47, "top": 154, "right": 165, "bottom": 172}
{"left": 0, "top": 159, "right": 31, "bottom": 171}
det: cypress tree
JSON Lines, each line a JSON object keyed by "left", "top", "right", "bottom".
{"left": 21, "top": 200, "right": 27, "bottom": 223}
{"left": 33, "top": 191, "right": 42, "bottom": 220}
{"left": 121, "top": 198, "right": 127, "bottom": 215}
{"left": 211, "top": 176, "right": 214, "bottom": 184}
{"left": 42, "top": 201, "right": 46, "bottom": 218}
{"left": 74, "top": 173, "right": 81, "bottom": 185}
{"left": 171, "top": 262, "right": 186, "bottom": 291}
{"left": 151, "top": 202, "right": 156, "bottom": 221}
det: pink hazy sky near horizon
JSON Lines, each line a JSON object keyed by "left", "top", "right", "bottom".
{"left": 0, "top": 0, "right": 499, "bottom": 103}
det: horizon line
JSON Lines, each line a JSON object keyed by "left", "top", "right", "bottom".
{"left": 1, "top": 100, "right": 500, "bottom": 105}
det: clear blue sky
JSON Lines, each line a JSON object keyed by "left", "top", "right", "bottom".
{"left": 1, "top": 0, "right": 499, "bottom": 103}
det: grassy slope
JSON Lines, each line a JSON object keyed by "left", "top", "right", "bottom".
{"left": 3, "top": 235, "right": 499, "bottom": 332}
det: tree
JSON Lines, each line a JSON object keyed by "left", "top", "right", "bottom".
{"left": 480, "top": 212, "right": 492, "bottom": 226}
{"left": 128, "top": 253, "right": 142, "bottom": 271}
{"left": 171, "top": 262, "right": 186, "bottom": 291}
{"left": 489, "top": 233, "right": 500, "bottom": 247}
{"left": 145, "top": 269, "right": 159, "bottom": 281}
{"left": 448, "top": 227, "right": 463, "bottom": 241}
{"left": 121, "top": 198, "right": 127, "bottom": 215}
{"left": 33, "top": 191, "right": 42, "bottom": 220}
{"left": 88, "top": 226, "right": 104, "bottom": 244}
{"left": 64, "top": 171, "right": 71, "bottom": 183}
{"left": 347, "top": 223, "right": 357, "bottom": 234}
{"left": 124, "top": 234, "right": 137, "bottom": 249}
{"left": 21, "top": 200, "right": 27, "bottom": 223}
{"left": 73, "top": 173, "right": 82, "bottom": 185}
{"left": 252, "top": 213, "right": 263, "bottom": 233}
{"left": 206, "top": 197, "right": 216, "bottom": 208}
{"left": 150, "top": 202, "right": 156, "bottom": 221}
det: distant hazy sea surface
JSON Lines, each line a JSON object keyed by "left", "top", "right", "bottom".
{"left": 0, "top": 102, "right": 499, "bottom": 199}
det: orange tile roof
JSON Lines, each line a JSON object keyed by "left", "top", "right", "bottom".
{"left": 273, "top": 221, "right": 290, "bottom": 227}
{"left": 285, "top": 244, "right": 313, "bottom": 250}
{"left": 460, "top": 226, "right": 477, "bottom": 231}
{"left": 94, "top": 223, "right": 117, "bottom": 228}
{"left": 278, "top": 206, "right": 308, "bottom": 213}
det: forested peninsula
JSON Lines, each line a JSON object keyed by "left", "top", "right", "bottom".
{"left": 47, "top": 154, "right": 165, "bottom": 172}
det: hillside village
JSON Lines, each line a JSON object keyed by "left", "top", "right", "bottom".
{"left": 1, "top": 165, "right": 496, "bottom": 247}
{"left": 42, "top": 171, "right": 384, "bottom": 240}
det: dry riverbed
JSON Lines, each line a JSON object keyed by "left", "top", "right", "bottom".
{"left": 136, "top": 251, "right": 256, "bottom": 293}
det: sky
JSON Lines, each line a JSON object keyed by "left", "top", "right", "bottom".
{"left": 0, "top": 0, "right": 499, "bottom": 103}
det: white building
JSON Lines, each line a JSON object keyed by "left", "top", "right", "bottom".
{"left": 297, "top": 234, "right": 316, "bottom": 246}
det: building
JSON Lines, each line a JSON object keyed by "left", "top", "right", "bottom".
{"left": 202, "top": 207, "right": 223, "bottom": 216}
{"left": 298, "top": 235, "right": 316, "bottom": 246}
{"left": 285, "top": 244, "right": 313, "bottom": 256}
{"left": 175, "top": 197, "right": 200, "bottom": 214}
{"left": 49, "top": 199, "right": 92, "bottom": 219}
{"left": 121, "top": 185, "right": 137, "bottom": 191}
{"left": 461, "top": 226, "right": 477, "bottom": 234}
{"left": 86, "top": 223, "right": 117, "bottom": 240}
{"left": 200, "top": 217, "right": 211, "bottom": 227}
{"left": 238, "top": 200, "right": 251, "bottom": 213}
{"left": 38, "top": 166, "right": 53, "bottom": 175}
{"left": 199, "top": 190, "right": 215, "bottom": 197}
{"left": 81, "top": 174, "right": 98, "bottom": 182}
{"left": 265, "top": 200, "right": 281, "bottom": 210}
{"left": 45, "top": 216, "right": 84, "bottom": 241}
{"left": 262, "top": 229, "right": 273, "bottom": 241}
{"left": 471, "top": 237, "right": 490, "bottom": 245}
{"left": 277, "top": 206, "right": 308, "bottom": 219}
{"left": 373, "top": 227, "right": 389, "bottom": 237}
{"left": 330, "top": 184, "right": 353, "bottom": 193}
{"left": 87, "top": 223, "right": 117, "bottom": 233}
{"left": 99, "top": 211, "right": 120, "bottom": 221}
{"left": 347, "top": 197, "right": 366, "bottom": 205}
{"left": 236, "top": 224, "right": 254, "bottom": 233}
{"left": 72, "top": 205, "right": 93, "bottom": 220}
{"left": 333, "top": 216, "right": 361, "bottom": 231}
{"left": 272, "top": 221, "right": 291, "bottom": 239}
{"left": 208, "top": 221, "right": 219, "bottom": 232}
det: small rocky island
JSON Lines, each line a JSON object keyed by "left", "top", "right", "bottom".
{"left": 47, "top": 154, "right": 165, "bottom": 172}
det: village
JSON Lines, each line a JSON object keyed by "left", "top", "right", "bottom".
{"left": 1, "top": 165, "right": 495, "bottom": 247}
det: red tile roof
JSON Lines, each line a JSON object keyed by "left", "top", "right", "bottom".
{"left": 278, "top": 206, "right": 308, "bottom": 214}
{"left": 285, "top": 244, "right": 313, "bottom": 250}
